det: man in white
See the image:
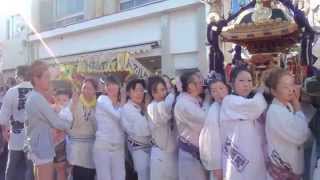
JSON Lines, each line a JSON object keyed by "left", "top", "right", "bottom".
{"left": 0, "top": 66, "right": 34, "bottom": 180}
{"left": 94, "top": 76, "right": 125, "bottom": 180}
{"left": 174, "top": 71, "right": 209, "bottom": 180}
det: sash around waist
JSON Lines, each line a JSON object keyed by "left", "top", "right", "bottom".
{"left": 127, "top": 136, "right": 152, "bottom": 151}
{"left": 178, "top": 136, "right": 201, "bottom": 161}
{"left": 68, "top": 135, "right": 95, "bottom": 142}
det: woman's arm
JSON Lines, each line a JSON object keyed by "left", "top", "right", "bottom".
{"left": 36, "top": 95, "right": 71, "bottom": 130}
{"left": 267, "top": 106, "right": 310, "bottom": 145}
{"left": 121, "top": 106, "right": 151, "bottom": 137}
{"left": 96, "top": 96, "right": 120, "bottom": 120}
{"left": 221, "top": 93, "right": 267, "bottom": 121}
{"left": 200, "top": 103, "right": 222, "bottom": 171}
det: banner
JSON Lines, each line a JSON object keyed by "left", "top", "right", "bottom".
{"left": 59, "top": 52, "right": 151, "bottom": 80}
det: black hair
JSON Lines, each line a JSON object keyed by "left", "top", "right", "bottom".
{"left": 83, "top": 78, "right": 98, "bottom": 90}
{"left": 16, "top": 65, "right": 30, "bottom": 81}
{"left": 55, "top": 89, "right": 72, "bottom": 98}
{"left": 180, "top": 71, "right": 198, "bottom": 92}
{"left": 103, "top": 75, "right": 121, "bottom": 86}
{"left": 230, "top": 66, "right": 252, "bottom": 83}
{"left": 102, "top": 75, "right": 121, "bottom": 101}
{"left": 208, "top": 80, "right": 231, "bottom": 95}
{"left": 126, "top": 78, "right": 146, "bottom": 93}
{"left": 147, "top": 76, "right": 166, "bottom": 100}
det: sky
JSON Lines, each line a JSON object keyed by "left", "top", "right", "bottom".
{"left": 0, "top": 0, "right": 30, "bottom": 17}
{"left": 0, "top": 0, "right": 31, "bottom": 41}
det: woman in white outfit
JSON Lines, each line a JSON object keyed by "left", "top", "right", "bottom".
{"left": 94, "top": 76, "right": 125, "bottom": 180}
{"left": 59, "top": 79, "right": 98, "bottom": 180}
{"left": 174, "top": 71, "right": 209, "bottom": 180}
{"left": 200, "top": 73, "right": 229, "bottom": 180}
{"left": 147, "top": 76, "right": 178, "bottom": 180}
{"left": 121, "top": 79, "right": 152, "bottom": 180}
{"left": 264, "top": 68, "right": 310, "bottom": 180}
{"left": 220, "top": 67, "right": 268, "bottom": 180}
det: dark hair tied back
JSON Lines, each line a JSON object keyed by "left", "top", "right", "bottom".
{"left": 126, "top": 78, "right": 146, "bottom": 93}
{"left": 230, "top": 66, "right": 251, "bottom": 83}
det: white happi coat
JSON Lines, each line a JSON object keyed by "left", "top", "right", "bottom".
{"left": 199, "top": 102, "right": 222, "bottom": 171}
{"left": 174, "top": 93, "right": 208, "bottom": 180}
{"left": 220, "top": 93, "right": 267, "bottom": 180}
{"left": 121, "top": 100, "right": 152, "bottom": 180}
{"left": 266, "top": 99, "right": 310, "bottom": 180}
{"left": 0, "top": 82, "right": 33, "bottom": 151}
{"left": 94, "top": 95, "right": 125, "bottom": 180}
{"left": 148, "top": 98, "right": 178, "bottom": 180}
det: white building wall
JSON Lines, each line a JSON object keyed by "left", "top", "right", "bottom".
{"left": 31, "top": 0, "right": 206, "bottom": 75}
{"left": 35, "top": 16, "right": 162, "bottom": 59}
{"left": 0, "top": 15, "right": 30, "bottom": 73}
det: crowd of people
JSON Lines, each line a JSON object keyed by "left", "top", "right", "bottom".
{"left": 0, "top": 60, "right": 318, "bottom": 180}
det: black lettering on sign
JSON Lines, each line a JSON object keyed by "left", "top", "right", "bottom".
{"left": 17, "top": 88, "right": 32, "bottom": 110}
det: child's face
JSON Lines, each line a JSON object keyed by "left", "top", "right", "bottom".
{"left": 210, "top": 81, "right": 229, "bottom": 103}
{"left": 55, "top": 94, "right": 70, "bottom": 107}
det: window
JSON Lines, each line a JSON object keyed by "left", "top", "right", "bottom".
{"left": 6, "top": 15, "right": 26, "bottom": 40}
{"left": 56, "top": 0, "right": 84, "bottom": 20}
{"left": 120, "top": 0, "right": 161, "bottom": 11}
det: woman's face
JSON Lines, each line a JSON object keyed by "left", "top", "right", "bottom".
{"left": 129, "top": 83, "right": 145, "bottom": 105}
{"left": 106, "top": 83, "right": 120, "bottom": 100}
{"left": 81, "top": 81, "right": 96, "bottom": 100}
{"left": 189, "top": 75, "right": 203, "bottom": 96}
{"left": 163, "top": 77, "right": 172, "bottom": 91}
{"left": 34, "top": 70, "right": 50, "bottom": 92}
{"left": 210, "top": 81, "right": 229, "bottom": 103}
{"left": 233, "top": 71, "right": 253, "bottom": 97}
{"left": 152, "top": 83, "right": 167, "bottom": 102}
{"left": 272, "top": 74, "right": 295, "bottom": 104}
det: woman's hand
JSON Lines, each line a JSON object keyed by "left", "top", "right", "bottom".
{"left": 212, "top": 169, "right": 223, "bottom": 180}
{"left": 291, "top": 85, "right": 302, "bottom": 112}
{"left": 53, "top": 129, "right": 65, "bottom": 144}
{"left": 71, "top": 91, "right": 80, "bottom": 108}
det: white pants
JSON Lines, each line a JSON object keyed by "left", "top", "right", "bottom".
{"left": 179, "top": 149, "right": 209, "bottom": 180}
{"left": 131, "top": 149, "right": 150, "bottom": 180}
{"left": 93, "top": 143, "right": 125, "bottom": 180}
{"left": 28, "top": 153, "right": 53, "bottom": 166}
{"left": 150, "top": 147, "right": 178, "bottom": 180}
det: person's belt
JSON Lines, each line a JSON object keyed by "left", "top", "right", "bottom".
{"left": 127, "top": 136, "right": 152, "bottom": 151}
{"left": 178, "top": 136, "right": 201, "bottom": 161}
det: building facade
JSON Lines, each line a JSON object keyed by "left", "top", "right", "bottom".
{"left": 0, "top": 15, "right": 31, "bottom": 81}
{"left": 28, "top": 0, "right": 209, "bottom": 77}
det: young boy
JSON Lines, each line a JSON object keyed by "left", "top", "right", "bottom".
{"left": 53, "top": 89, "right": 71, "bottom": 180}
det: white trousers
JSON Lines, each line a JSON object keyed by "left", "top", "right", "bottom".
{"left": 130, "top": 149, "right": 150, "bottom": 180}
{"left": 150, "top": 147, "right": 178, "bottom": 180}
{"left": 93, "top": 143, "right": 125, "bottom": 180}
{"left": 178, "top": 149, "right": 209, "bottom": 180}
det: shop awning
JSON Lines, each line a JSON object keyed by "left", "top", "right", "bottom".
{"left": 42, "top": 41, "right": 159, "bottom": 64}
